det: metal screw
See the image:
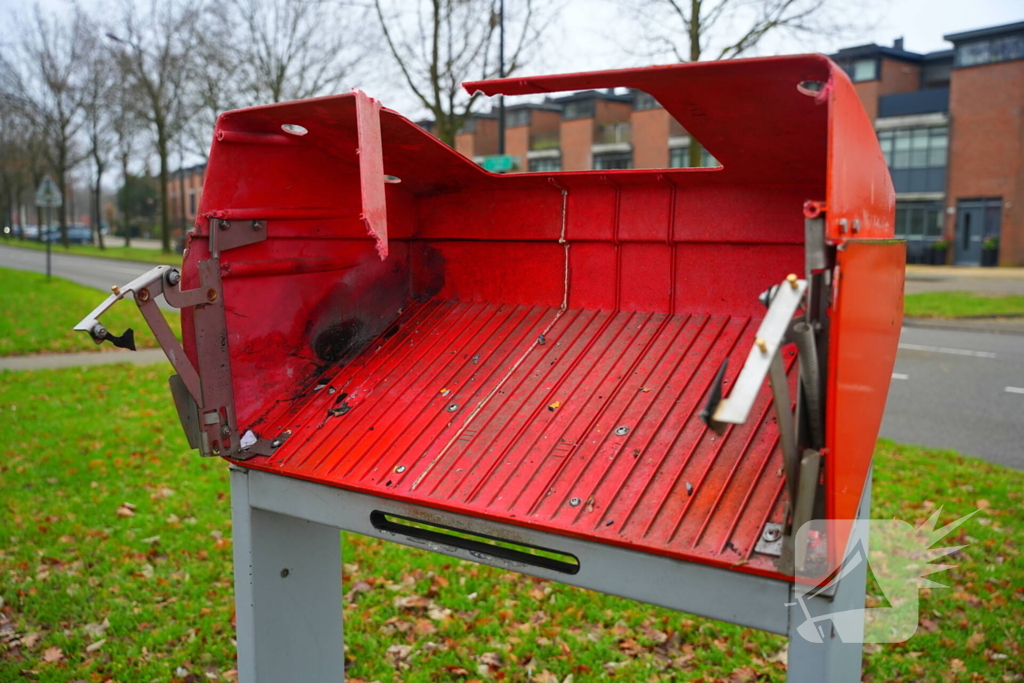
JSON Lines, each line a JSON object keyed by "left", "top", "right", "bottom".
{"left": 761, "top": 527, "right": 782, "bottom": 543}
{"left": 446, "top": 403, "right": 459, "bottom": 412}
{"left": 251, "top": 220, "right": 263, "bottom": 231}
{"left": 207, "top": 288, "right": 218, "bottom": 303}
{"left": 280, "top": 568, "right": 290, "bottom": 578}
{"left": 786, "top": 273, "right": 798, "bottom": 289}
{"left": 91, "top": 323, "right": 108, "bottom": 340}
{"left": 166, "top": 269, "right": 181, "bottom": 286}
{"left": 614, "top": 425, "right": 630, "bottom": 436}
{"left": 220, "top": 425, "right": 231, "bottom": 437}
{"left": 756, "top": 338, "right": 768, "bottom": 353}
{"left": 218, "top": 219, "right": 230, "bottom": 231}
{"left": 271, "top": 439, "right": 282, "bottom": 448}
{"left": 111, "top": 285, "right": 121, "bottom": 295}
{"left": 137, "top": 288, "right": 150, "bottom": 302}
{"left": 395, "top": 465, "right": 407, "bottom": 473}
{"left": 569, "top": 497, "right": 581, "bottom": 507}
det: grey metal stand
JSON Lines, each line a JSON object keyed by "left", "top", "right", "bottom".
{"left": 230, "top": 466, "right": 870, "bottom": 683}
{"left": 231, "top": 468, "right": 344, "bottom": 683}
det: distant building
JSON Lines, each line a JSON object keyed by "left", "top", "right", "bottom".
{"left": 833, "top": 20, "right": 1024, "bottom": 266}
{"left": 168, "top": 163, "right": 207, "bottom": 234}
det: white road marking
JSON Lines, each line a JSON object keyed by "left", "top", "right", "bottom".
{"left": 891, "top": 373, "right": 909, "bottom": 380}
{"left": 1006, "top": 387, "right": 1024, "bottom": 395}
{"left": 898, "top": 343, "right": 997, "bottom": 359}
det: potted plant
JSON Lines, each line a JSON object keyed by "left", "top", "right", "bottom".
{"left": 930, "top": 239, "right": 950, "bottom": 265}
{"left": 981, "top": 236, "right": 999, "bottom": 267}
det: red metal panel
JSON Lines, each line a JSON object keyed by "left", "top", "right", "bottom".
{"left": 242, "top": 301, "right": 798, "bottom": 579}
{"left": 825, "top": 239, "right": 905, "bottom": 566}
{"left": 171, "top": 55, "right": 900, "bottom": 583}
{"left": 354, "top": 90, "right": 388, "bottom": 259}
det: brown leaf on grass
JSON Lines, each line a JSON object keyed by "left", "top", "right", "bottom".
{"left": 42, "top": 646, "right": 63, "bottom": 662}
{"left": 385, "top": 644, "right": 412, "bottom": 667}
{"left": 414, "top": 619, "right": 437, "bottom": 636}
{"left": 82, "top": 618, "right": 110, "bottom": 639}
{"left": 20, "top": 633, "right": 41, "bottom": 648}
{"left": 966, "top": 631, "right": 985, "bottom": 651}
{"left": 532, "top": 671, "right": 560, "bottom": 683}
{"left": 116, "top": 504, "right": 135, "bottom": 518}
{"left": 976, "top": 499, "right": 990, "bottom": 510}
{"left": 478, "top": 651, "right": 503, "bottom": 669}
{"left": 85, "top": 638, "right": 106, "bottom": 652}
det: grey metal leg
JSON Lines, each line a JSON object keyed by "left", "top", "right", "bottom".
{"left": 786, "top": 474, "right": 872, "bottom": 683}
{"left": 231, "top": 467, "right": 345, "bottom": 683}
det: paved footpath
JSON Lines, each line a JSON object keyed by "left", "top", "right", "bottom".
{"left": 0, "top": 349, "right": 167, "bottom": 372}
{"left": 905, "top": 265, "right": 1024, "bottom": 295}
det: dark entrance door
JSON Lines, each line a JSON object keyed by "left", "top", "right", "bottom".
{"left": 955, "top": 198, "right": 1001, "bottom": 266}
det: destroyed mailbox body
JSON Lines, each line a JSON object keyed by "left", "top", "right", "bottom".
{"left": 77, "top": 54, "right": 904, "bottom": 681}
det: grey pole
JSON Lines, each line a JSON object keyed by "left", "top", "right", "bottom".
{"left": 497, "top": 0, "right": 506, "bottom": 156}
{"left": 45, "top": 205, "right": 51, "bottom": 279}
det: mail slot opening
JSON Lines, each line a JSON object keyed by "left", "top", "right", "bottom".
{"left": 370, "top": 511, "right": 580, "bottom": 575}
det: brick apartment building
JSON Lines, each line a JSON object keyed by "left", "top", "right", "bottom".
{"left": 173, "top": 20, "right": 1023, "bottom": 265}
{"left": 167, "top": 163, "right": 206, "bottom": 235}
{"left": 450, "top": 20, "right": 1024, "bottom": 266}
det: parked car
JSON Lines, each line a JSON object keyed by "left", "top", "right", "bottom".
{"left": 40, "top": 224, "right": 93, "bottom": 245}
{"left": 19, "top": 225, "right": 40, "bottom": 240}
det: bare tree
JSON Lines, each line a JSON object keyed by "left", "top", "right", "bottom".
{"left": 621, "top": 0, "right": 867, "bottom": 165}
{"left": 108, "top": 0, "right": 202, "bottom": 253}
{"left": 16, "top": 4, "right": 93, "bottom": 246}
{"left": 109, "top": 76, "right": 143, "bottom": 247}
{"left": 234, "top": 0, "right": 370, "bottom": 105}
{"left": 182, "top": 15, "right": 241, "bottom": 162}
{"left": 82, "top": 40, "right": 115, "bottom": 249}
{"left": 374, "top": 0, "right": 553, "bottom": 146}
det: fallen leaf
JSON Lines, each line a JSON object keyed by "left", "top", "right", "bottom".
{"left": 966, "top": 631, "right": 985, "bottom": 651}
{"left": 116, "top": 504, "right": 135, "bottom": 518}
{"left": 85, "top": 638, "right": 106, "bottom": 653}
{"left": 42, "top": 646, "right": 63, "bottom": 662}
{"left": 82, "top": 618, "right": 110, "bottom": 639}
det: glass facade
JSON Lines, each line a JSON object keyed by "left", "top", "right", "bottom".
{"left": 528, "top": 157, "right": 562, "bottom": 173}
{"left": 955, "top": 34, "right": 1024, "bottom": 67}
{"left": 878, "top": 126, "right": 948, "bottom": 193}
{"left": 668, "top": 146, "right": 718, "bottom": 168}
{"left": 593, "top": 153, "right": 632, "bottom": 170}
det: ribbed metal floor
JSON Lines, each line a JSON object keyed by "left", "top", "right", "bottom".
{"left": 243, "top": 299, "right": 792, "bottom": 577}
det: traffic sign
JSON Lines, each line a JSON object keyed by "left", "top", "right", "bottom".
{"left": 480, "top": 155, "right": 519, "bottom": 173}
{"left": 35, "top": 174, "right": 63, "bottom": 208}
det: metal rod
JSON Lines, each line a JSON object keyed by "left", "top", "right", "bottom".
{"left": 768, "top": 351, "right": 798, "bottom": 505}
{"left": 791, "top": 320, "right": 824, "bottom": 448}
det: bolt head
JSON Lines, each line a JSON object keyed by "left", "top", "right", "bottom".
{"left": 218, "top": 219, "right": 230, "bottom": 231}
{"left": 220, "top": 425, "right": 231, "bottom": 437}
{"left": 446, "top": 403, "right": 459, "bottom": 412}
{"left": 166, "top": 269, "right": 181, "bottom": 286}
{"left": 92, "top": 323, "right": 108, "bottom": 340}
{"left": 761, "top": 527, "right": 781, "bottom": 543}
{"left": 395, "top": 465, "right": 407, "bottom": 473}
{"left": 137, "top": 288, "right": 150, "bottom": 302}
{"left": 569, "top": 497, "right": 581, "bottom": 507}
{"left": 251, "top": 220, "right": 263, "bottom": 231}
{"left": 615, "top": 425, "right": 630, "bottom": 436}
{"left": 206, "top": 288, "right": 218, "bottom": 303}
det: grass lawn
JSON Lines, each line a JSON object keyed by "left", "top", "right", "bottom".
{"left": 1, "top": 364, "right": 1021, "bottom": 682}
{"left": 0, "top": 239, "right": 179, "bottom": 266}
{"left": 904, "top": 291, "right": 1024, "bottom": 319}
{"left": 0, "top": 268, "right": 179, "bottom": 357}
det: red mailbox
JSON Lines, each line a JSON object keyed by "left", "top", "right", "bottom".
{"left": 78, "top": 54, "right": 903, "bottom": 682}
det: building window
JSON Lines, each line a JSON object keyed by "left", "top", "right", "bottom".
{"left": 563, "top": 100, "right": 595, "bottom": 120}
{"left": 528, "top": 157, "right": 562, "bottom": 173}
{"left": 894, "top": 201, "right": 944, "bottom": 240}
{"left": 955, "top": 35, "right": 1024, "bottom": 67}
{"left": 457, "top": 117, "right": 478, "bottom": 134}
{"left": 506, "top": 109, "right": 530, "bottom": 128}
{"left": 878, "top": 127, "right": 948, "bottom": 170}
{"left": 668, "top": 146, "right": 718, "bottom": 168}
{"left": 850, "top": 58, "right": 877, "bottom": 82}
{"left": 633, "top": 92, "right": 660, "bottom": 111}
{"left": 593, "top": 152, "right": 632, "bottom": 170}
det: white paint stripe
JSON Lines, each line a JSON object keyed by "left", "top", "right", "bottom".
{"left": 898, "top": 343, "right": 997, "bottom": 359}
{"left": 1006, "top": 387, "right": 1024, "bottom": 395}
{"left": 891, "top": 373, "right": 909, "bottom": 380}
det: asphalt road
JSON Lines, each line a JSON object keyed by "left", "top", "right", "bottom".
{"left": 2, "top": 244, "right": 1021, "bottom": 468}
{"left": 881, "top": 325, "right": 1024, "bottom": 469}
{"left": 0, "top": 245, "right": 174, "bottom": 311}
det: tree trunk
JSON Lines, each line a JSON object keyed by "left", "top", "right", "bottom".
{"left": 94, "top": 164, "right": 106, "bottom": 250}
{"left": 158, "top": 131, "right": 171, "bottom": 253}
{"left": 122, "top": 156, "right": 132, "bottom": 248}
{"left": 58, "top": 168, "right": 70, "bottom": 248}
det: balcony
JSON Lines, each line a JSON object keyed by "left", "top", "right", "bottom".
{"left": 596, "top": 123, "right": 631, "bottom": 144}
{"left": 878, "top": 88, "right": 950, "bottom": 118}
{"left": 529, "top": 133, "right": 561, "bottom": 151}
